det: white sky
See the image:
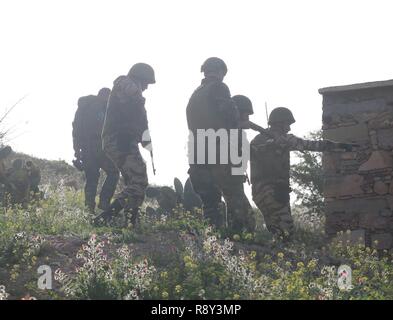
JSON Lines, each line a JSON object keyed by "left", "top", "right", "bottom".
{"left": 1, "top": 0, "right": 393, "bottom": 191}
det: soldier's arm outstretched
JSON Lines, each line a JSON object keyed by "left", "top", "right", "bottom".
{"left": 283, "top": 134, "right": 358, "bottom": 152}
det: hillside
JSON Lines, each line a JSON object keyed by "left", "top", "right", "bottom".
{"left": 1, "top": 154, "right": 393, "bottom": 300}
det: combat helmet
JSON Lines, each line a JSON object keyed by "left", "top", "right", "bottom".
{"left": 201, "top": 57, "right": 227, "bottom": 76}
{"left": 0, "top": 146, "right": 12, "bottom": 160}
{"left": 268, "top": 107, "right": 296, "bottom": 125}
{"left": 232, "top": 95, "right": 254, "bottom": 115}
{"left": 98, "top": 87, "right": 111, "bottom": 97}
{"left": 128, "top": 63, "right": 156, "bottom": 84}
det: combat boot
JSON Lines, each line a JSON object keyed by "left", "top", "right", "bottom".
{"left": 97, "top": 198, "right": 110, "bottom": 211}
{"left": 124, "top": 208, "right": 140, "bottom": 229}
{"left": 85, "top": 197, "right": 96, "bottom": 215}
{"left": 93, "top": 199, "right": 123, "bottom": 227}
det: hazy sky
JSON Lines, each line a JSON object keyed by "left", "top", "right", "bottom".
{"left": 1, "top": 0, "right": 393, "bottom": 191}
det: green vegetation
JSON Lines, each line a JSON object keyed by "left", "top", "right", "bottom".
{"left": 1, "top": 151, "right": 393, "bottom": 300}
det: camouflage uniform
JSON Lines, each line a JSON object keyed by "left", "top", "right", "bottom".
{"left": 250, "top": 131, "right": 341, "bottom": 238}
{"left": 25, "top": 161, "right": 41, "bottom": 198}
{"left": 186, "top": 76, "right": 251, "bottom": 232}
{"left": 73, "top": 93, "right": 120, "bottom": 212}
{"left": 102, "top": 76, "right": 149, "bottom": 214}
{"left": 0, "top": 146, "right": 12, "bottom": 185}
{"left": 5, "top": 159, "right": 30, "bottom": 206}
{"left": 0, "top": 146, "right": 13, "bottom": 206}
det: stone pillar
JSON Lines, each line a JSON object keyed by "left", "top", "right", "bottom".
{"left": 319, "top": 79, "right": 393, "bottom": 249}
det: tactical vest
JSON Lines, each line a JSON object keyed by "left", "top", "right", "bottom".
{"left": 251, "top": 132, "right": 290, "bottom": 186}
{"left": 186, "top": 79, "right": 235, "bottom": 165}
{"left": 187, "top": 81, "right": 229, "bottom": 131}
{"left": 102, "top": 92, "right": 147, "bottom": 153}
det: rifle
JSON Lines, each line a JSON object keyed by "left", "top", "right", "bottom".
{"left": 245, "top": 172, "right": 250, "bottom": 186}
{"left": 246, "top": 121, "right": 276, "bottom": 139}
{"left": 150, "top": 149, "right": 156, "bottom": 176}
{"left": 247, "top": 121, "right": 267, "bottom": 134}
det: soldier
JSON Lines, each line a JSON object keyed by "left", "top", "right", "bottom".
{"left": 0, "top": 146, "right": 12, "bottom": 185}
{"left": 231, "top": 94, "right": 259, "bottom": 231}
{"left": 0, "top": 146, "right": 13, "bottom": 205}
{"left": 72, "top": 88, "right": 120, "bottom": 214}
{"left": 94, "top": 63, "right": 156, "bottom": 226}
{"left": 5, "top": 159, "right": 30, "bottom": 206}
{"left": 250, "top": 107, "right": 356, "bottom": 240}
{"left": 186, "top": 57, "right": 252, "bottom": 234}
{"left": 25, "top": 160, "right": 42, "bottom": 200}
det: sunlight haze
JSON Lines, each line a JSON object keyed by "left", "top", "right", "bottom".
{"left": 1, "top": 0, "right": 392, "bottom": 190}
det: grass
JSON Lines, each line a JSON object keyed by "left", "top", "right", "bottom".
{"left": 1, "top": 182, "right": 393, "bottom": 300}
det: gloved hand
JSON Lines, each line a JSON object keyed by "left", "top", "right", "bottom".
{"left": 141, "top": 139, "right": 152, "bottom": 149}
{"left": 72, "top": 158, "right": 84, "bottom": 171}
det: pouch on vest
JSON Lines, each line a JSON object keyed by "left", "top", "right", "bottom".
{"left": 117, "top": 133, "right": 132, "bottom": 152}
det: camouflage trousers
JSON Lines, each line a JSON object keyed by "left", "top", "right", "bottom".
{"left": 252, "top": 182, "right": 294, "bottom": 238}
{"left": 188, "top": 164, "right": 255, "bottom": 233}
{"left": 104, "top": 140, "right": 148, "bottom": 212}
{"left": 83, "top": 149, "right": 120, "bottom": 212}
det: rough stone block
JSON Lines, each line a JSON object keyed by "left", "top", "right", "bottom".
{"left": 374, "top": 181, "right": 389, "bottom": 195}
{"left": 389, "top": 181, "right": 393, "bottom": 195}
{"left": 323, "top": 123, "right": 369, "bottom": 143}
{"left": 387, "top": 195, "right": 393, "bottom": 210}
{"left": 341, "top": 152, "right": 358, "bottom": 160}
{"left": 371, "top": 233, "right": 393, "bottom": 250}
{"left": 325, "top": 212, "right": 359, "bottom": 234}
{"left": 377, "top": 128, "right": 393, "bottom": 149}
{"left": 324, "top": 175, "right": 364, "bottom": 198}
{"left": 368, "top": 111, "right": 393, "bottom": 130}
{"left": 323, "top": 98, "right": 387, "bottom": 117}
{"left": 359, "top": 212, "right": 393, "bottom": 231}
{"left": 380, "top": 209, "right": 393, "bottom": 217}
{"left": 325, "top": 198, "right": 387, "bottom": 215}
{"left": 332, "top": 229, "right": 366, "bottom": 247}
{"left": 359, "top": 150, "right": 393, "bottom": 172}
{"left": 340, "top": 175, "right": 365, "bottom": 196}
{"left": 322, "top": 153, "right": 340, "bottom": 175}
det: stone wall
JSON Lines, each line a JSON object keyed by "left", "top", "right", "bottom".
{"left": 319, "top": 80, "right": 393, "bottom": 249}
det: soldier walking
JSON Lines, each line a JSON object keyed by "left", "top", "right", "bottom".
{"left": 231, "top": 94, "right": 259, "bottom": 232}
{"left": 25, "top": 160, "right": 42, "bottom": 200}
{"left": 94, "top": 63, "right": 156, "bottom": 226}
{"left": 186, "top": 57, "right": 253, "bottom": 234}
{"left": 72, "top": 88, "right": 120, "bottom": 214}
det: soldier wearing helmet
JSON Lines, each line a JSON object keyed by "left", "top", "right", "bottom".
{"left": 72, "top": 88, "right": 120, "bottom": 214}
{"left": 186, "top": 58, "right": 253, "bottom": 234}
{"left": 232, "top": 95, "right": 254, "bottom": 129}
{"left": 95, "top": 63, "right": 156, "bottom": 226}
{"left": 250, "top": 107, "right": 356, "bottom": 241}
{"left": 4, "top": 158, "right": 30, "bottom": 207}
{"left": 25, "top": 160, "right": 42, "bottom": 200}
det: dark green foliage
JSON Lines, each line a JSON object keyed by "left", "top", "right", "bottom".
{"left": 290, "top": 131, "right": 324, "bottom": 216}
